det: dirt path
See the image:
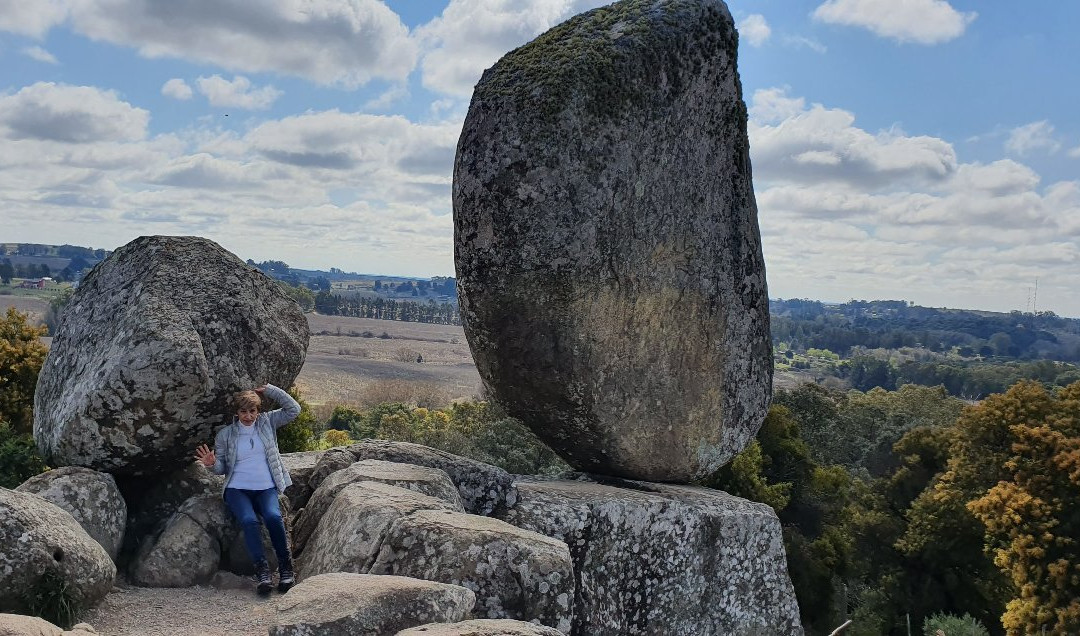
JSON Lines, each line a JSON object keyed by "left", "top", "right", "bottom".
{"left": 81, "top": 580, "right": 277, "bottom": 636}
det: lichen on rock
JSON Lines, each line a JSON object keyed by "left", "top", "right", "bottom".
{"left": 454, "top": 0, "right": 771, "bottom": 483}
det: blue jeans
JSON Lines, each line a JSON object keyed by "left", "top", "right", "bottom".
{"left": 223, "top": 487, "right": 290, "bottom": 567}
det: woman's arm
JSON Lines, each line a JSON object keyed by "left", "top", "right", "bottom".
{"left": 211, "top": 430, "right": 227, "bottom": 474}
{"left": 260, "top": 383, "right": 301, "bottom": 430}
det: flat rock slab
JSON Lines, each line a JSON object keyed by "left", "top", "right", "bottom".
{"left": 294, "top": 459, "right": 464, "bottom": 557}
{"left": 346, "top": 440, "right": 517, "bottom": 515}
{"left": 371, "top": 509, "right": 573, "bottom": 633}
{"left": 34, "top": 235, "right": 309, "bottom": 475}
{"left": 498, "top": 479, "right": 802, "bottom": 635}
{"left": 0, "top": 614, "right": 98, "bottom": 635}
{"left": 270, "top": 573, "right": 475, "bottom": 636}
{"left": 454, "top": 0, "right": 771, "bottom": 482}
{"left": 299, "top": 482, "right": 458, "bottom": 579}
{"left": 0, "top": 489, "right": 115, "bottom": 615}
{"left": 396, "top": 619, "right": 564, "bottom": 635}
{"left": 16, "top": 466, "right": 126, "bottom": 561}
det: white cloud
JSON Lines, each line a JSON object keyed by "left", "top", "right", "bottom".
{"left": 1069, "top": 145, "right": 1080, "bottom": 159}
{"left": 0, "top": 82, "right": 148, "bottom": 143}
{"left": 195, "top": 75, "right": 282, "bottom": 110}
{"left": 738, "top": 14, "right": 770, "bottom": 47}
{"left": 0, "top": 0, "right": 67, "bottom": 37}
{"left": 364, "top": 85, "right": 409, "bottom": 111}
{"left": 22, "top": 46, "right": 58, "bottom": 64}
{"left": 783, "top": 35, "right": 827, "bottom": 54}
{"left": 1006, "top": 120, "right": 1061, "bottom": 156}
{"left": 416, "top": 0, "right": 611, "bottom": 97}
{"left": 61, "top": 0, "right": 416, "bottom": 87}
{"left": 161, "top": 78, "right": 193, "bottom": 100}
{"left": 812, "top": 0, "right": 976, "bottom": 44}
{"left": 748, "top": 88, "right": 957, "bottom": 189}
{"left": 745, "top": 88, "right": 1080, "bottom": 314}
{"left": 749, "top": 88, "right": 806, "bottom": 124}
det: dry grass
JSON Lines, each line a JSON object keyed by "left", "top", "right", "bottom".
{"left": 0, "top": 295, "right": 49, "bottom": 325}
{"left": 297, "top": 314, "right": 482, "bottom": 407}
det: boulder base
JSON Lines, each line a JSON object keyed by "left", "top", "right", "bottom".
{"left": 498, "top": 478, "right": 802, "bottom": 635}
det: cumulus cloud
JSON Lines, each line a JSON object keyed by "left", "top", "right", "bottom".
{"left": 738, "top": 14, "right": 770, "bottom": 46}
{"left": 0, "top": 0, "right": 67, "bottom": 37}
{"left": 196, "top": 75, "right": 282, "bottom": 110}
{"left": 1005, "top": 120, "right": 1061, "bottom": 156}
{"left": 812, "top": 0, "right": 976, "bottom": 44}
{"left": 746, "top": 87, "right": 1080, "bottom": 313}
{"left": 748, "top": 89, "right": 957, "bottom": 189}
{"left": 161, "top": 78, "right": 193, "bottom": 100}
{"left": 416, "top": 0, "right": 611, "bottom": 97}
{"left": 22, "top": 46, "right": 58, "bottom": 64}
{"left": 0, "top": 82, "right": 148, "bottom": 143}
{"left": 57, "top": 0, "right": 415, "bottom": 87}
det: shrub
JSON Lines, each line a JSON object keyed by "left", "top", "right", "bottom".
{"left": 923, "top": 612, "right": 990, "bottom": 636}
{"left": 24, "top": 570, "right": 82, "bottom": 629}
{"left": 275, "top": 387, "right": 319, "bottom": 452}
{"left": 0, "top": 307, "right": 48, "bottom": 434}
{"left": 319, "top": 429, "right": 352, "bottom": 449}
{"left": 0, "top": 420, "right": 48, "bottom": 488}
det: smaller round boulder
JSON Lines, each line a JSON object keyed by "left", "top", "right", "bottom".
{"left": 17, "top": 467, "right": 126, "bottom": 561}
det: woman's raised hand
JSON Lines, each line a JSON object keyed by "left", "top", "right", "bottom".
{"left": 194, "top": 444, "right": 216, "bottom": 468}
{"left": 254, "top": 385, "right": 267, "bottom": 395}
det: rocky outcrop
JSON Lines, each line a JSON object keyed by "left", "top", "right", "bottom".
{"left": 16, "top": 467, "right": 126, "bottom": 561}
{"left": 269, "top": 573, "right": 475, "bottom": 636}
{"left": 294, "top": 459, "right": 464, "bottom": 556}
{"left": 0, "top": 489, "right": 115, "bottom": 615}
{"left": 498, "top": 478, "right": 803, "bottom": 635}
{"left": 396, "top": 620, "right": 564, "bottom": 635}
{"left": 128, "top": 493, "right": 232, "bottom": 587}
{"left": 116, "top": 463, "right": 223, "bottom": 563}
{"left": 279, "top": 450, "right": 324, "bottom": 511}
{"left": 0, "top": 614, "right": 98, "bottom": 635}
{"left": 371, "top": 509, "right": 574, "bottom": 632}
{"left": 346, "top": 440, "right": 517, "bottom": 515}
{"left": 453, "top": 0, "right": 771, "bottom": 482}
{"left": 33, "top": 235, "right": 309, "bottom": 475}
{"left": 299, "top": 482, "right": 458, "bottom": 579}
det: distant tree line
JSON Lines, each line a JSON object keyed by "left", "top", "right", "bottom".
{"left": 772, "top": 298, "right": 1080, "bottom": 362}
{"left": 314, "top": 292, "right": 461, "bottom": 325}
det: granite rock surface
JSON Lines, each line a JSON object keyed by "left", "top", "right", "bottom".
{"left": 453, "top": 0, "right": 771, "bottom": 482}
{"left": 34, "top": 235, "right": 309, "bottom": 475}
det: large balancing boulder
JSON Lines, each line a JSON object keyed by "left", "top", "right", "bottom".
{"left": 34, "top": 235, "right": 309, "bottom": 475}
{"left": 453, "top": 0, "right": 771, "bottom": 482}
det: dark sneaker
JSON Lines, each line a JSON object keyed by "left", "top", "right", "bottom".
{"left": 278, "top": 558, "right": 295, "bottom": 593}
{"left": 254, "top": 560, "right": 272, "bottom": 595}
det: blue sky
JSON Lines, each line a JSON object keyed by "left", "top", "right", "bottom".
{"left": 1, "top": 0, "right": 1078, "bottom": 316}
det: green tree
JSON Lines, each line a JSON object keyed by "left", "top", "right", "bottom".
{"left": 0, "top": 308, "right": 48, "bottom": 434}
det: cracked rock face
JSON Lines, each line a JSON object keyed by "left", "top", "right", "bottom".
{"left": 498, "top": 478, "right": 803, "bottom": 635}
{"left": 370, "top": 509, "right": 574, "bottom": 633}
{"left": 298, "top": 481, "right": 458, "bottom": 580}
{"left": 453, "top": 0, "right": 771, "bottom": 482}
{"left": 34, "top": 235, "right": 309, "bottom": 476}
